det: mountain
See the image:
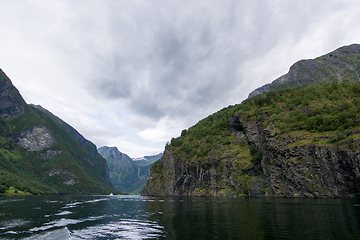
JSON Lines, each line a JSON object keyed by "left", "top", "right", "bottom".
{"left": 142, "top": 44, "right": 360, "bottom": 198}
{"left": 0, "top": 69, "right": 117, "bottom": 195}
{"left": 98, "top": 146, "right": 161, "bottom": 195}
{"left": 248, "top": 44, "right": 360, "bottom": 98}
{"left": 132, "top": 153, "right": 163, "bottom": 166}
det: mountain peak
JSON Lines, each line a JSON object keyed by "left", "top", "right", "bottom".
{"left": 0, "top": 69, "right": 27, "bottom": 118}
{"left": 248, "top": 43, "right": 360, "bottom": 98}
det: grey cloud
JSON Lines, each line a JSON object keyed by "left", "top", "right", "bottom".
{"left": 128, "top": 97, "right": 165, "bottom": 121}
{"left": 157, "top": 29, "right": 189, "bottom": 70}
{"left": 87, "top": 1, "right": 268, "bottom": 125}
{"left": 92, "top": 78, "right": 133, "bottom": 99}
{"left": 85, "top": 0, "right": 360, "bottom": 129}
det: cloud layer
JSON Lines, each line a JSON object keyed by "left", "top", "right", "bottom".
{"left": 1, "top": 0, "right": 360, "bottom": 157}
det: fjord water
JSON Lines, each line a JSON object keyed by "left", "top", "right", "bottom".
{"left": 0, "top": 195, "right": 359, "bottom": 239}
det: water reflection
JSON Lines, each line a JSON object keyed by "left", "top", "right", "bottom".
{"left": 145, "top": 197, "right": 360, "bottom": 240}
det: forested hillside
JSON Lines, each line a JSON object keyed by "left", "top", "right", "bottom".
{"left": 143, "top": 44, "right": 360, "bottom": 198}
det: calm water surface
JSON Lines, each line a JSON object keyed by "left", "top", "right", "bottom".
{"left": 0, "top": 195, "right": 359, "bottom": 239}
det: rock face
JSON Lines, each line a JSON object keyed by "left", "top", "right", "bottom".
{"left": 142, "top": 116, "right": 360, "bottom": 198}
{"left": 46, "top": 168, "right": 79, "bottom": 186}
{"left": 40, "top": 150, "right": 62, "bottom": 160}
{"left": 248, "top": 44, "right": 360, "bottom": 98}
{"left": 17, "top": 125, "right": 57, "bottom": 151}
{"left": 238, "top": 116, "right": 360, "bottom": 198}
{"left": 0, "top": 69, "right": 26, "bottom": 118}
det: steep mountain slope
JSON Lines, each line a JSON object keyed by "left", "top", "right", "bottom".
{"left": 0, "top": 69, "right": 117, "bottom": 195}
{"left": 30, "top": 104, "right": 112, "bottom": 186}
{"left": 249, "top": 44, "right": 360, "bottom": 98}
{"left": 142, "top": 44, "right": 360, "bottom": 198}
{"left": 98, "top": 146, "right": 161, "bottom": 194}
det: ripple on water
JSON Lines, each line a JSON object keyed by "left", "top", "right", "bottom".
{"left": 29, "top": 218, "right": 82, "bottom": 232}
{"left": 55, "top": 211, "right": 73, "bottom": 216}
{"left": 0, "top": 219, "right": 30, "bottom": 231}
{"left": 84, "top": 198, "right": 109, "bottom": 204}
{"left": 0, "top": 198, "right": 24, "bottom": 205}
{"left": 71, "top": 219, "right": 164, "bottom": 239}
{"left": 23, "top": 227, "right": 73, "bottom": 240}
{"left": 61, "top": 201, "right": 84, "bottom": 209}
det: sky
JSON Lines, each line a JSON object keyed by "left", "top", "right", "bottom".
{"left": 0, "top": 0, "right": 360, "bottom": 158}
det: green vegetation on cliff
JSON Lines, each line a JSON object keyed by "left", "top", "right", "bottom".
{"left": 171, "top": 81, "right": 360, "bottom": 161}
{"left": 0, "top": 106, "right": 117, "bottom": 195}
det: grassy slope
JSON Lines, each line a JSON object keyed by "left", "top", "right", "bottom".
{"left": 32, "top": 107, "right": 113, "bottom": 190}
{"left": 242, "top": 81, "right": 360, "bottom": 147}
{"left": 0, "top": 104, "right": 116, "bottom": 195}
{"left": 33, "top": 107, "right": 116, "bottom": 194}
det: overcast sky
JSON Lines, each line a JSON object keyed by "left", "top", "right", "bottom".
{"left": 1, "top": 0, "right": 359, "bottom": 157}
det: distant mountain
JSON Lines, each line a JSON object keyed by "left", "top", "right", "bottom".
{"left": 248, "top": 44, "right": 360, "bottom": 98}
{"left": 98, "top": 146, "right": 162, "bottom": 194}
{"left": 0, "top": 69, "right": 117, "bottom": 195}
{"left": 133, "top": 153, "right": 163, "bottom": 166}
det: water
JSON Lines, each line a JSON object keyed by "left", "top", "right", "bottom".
{"left": 0, "top": 195, "right": 359, "bottom": 239}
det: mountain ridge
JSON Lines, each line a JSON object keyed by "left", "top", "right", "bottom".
{"left": 248, "top": 44, "right": 360, "bottom": 98}
{"left": 0, "top": 69, "right": 117, "bottom": 195}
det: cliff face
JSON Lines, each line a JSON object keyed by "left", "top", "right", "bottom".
{"left": 142, "top": 116, "right": 360, "bottom": 198}
{"left": 0, "top": 70, "right": 27, "bottom": 118}
{"left": 248, "top": 44, "right": 360, "bottom": 98}
{"left": 142, "top": 44, "right": 360, "bottom": 198}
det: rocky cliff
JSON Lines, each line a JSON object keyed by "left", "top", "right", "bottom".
{"left": 0, "top": 70, "right": 27, "bottom": 119}
{"left": 142, "top": 44, "right": 360, "bottom": 198}
{"left": 143, "top": 108, "right": 360, "bottom": 198}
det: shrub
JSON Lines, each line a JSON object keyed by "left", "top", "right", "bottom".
{"left": 181, "top": 129, "right": 187, "bottom": 137}
{"left": 330, "top": 132, "right": 346, "bottom": 143}
{"left": 249, "top": 144, "right": 262, "bottom": 163}
{"left": 151, "top": 160, "right": 163, "bottom": 174}
{"left": 0, "top": 185, "right": 6, "bottom": 193}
